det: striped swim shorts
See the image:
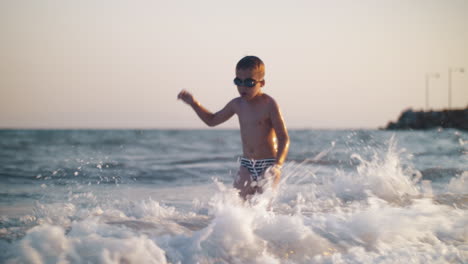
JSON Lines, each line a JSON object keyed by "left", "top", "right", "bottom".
{"left": 239, "top": 157, "right": 276, "bottom": 181}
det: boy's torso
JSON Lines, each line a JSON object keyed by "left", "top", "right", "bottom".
{"left": 233, "top": 94, "right": 277, "bottom": 160}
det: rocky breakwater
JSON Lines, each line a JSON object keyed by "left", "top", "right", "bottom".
{"left": 385, "top": 107, "right": 468, "bottom": 130}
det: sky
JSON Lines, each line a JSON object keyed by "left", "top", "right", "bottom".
{"left": 0, "top": 0, "right": 467, "bottom": 129}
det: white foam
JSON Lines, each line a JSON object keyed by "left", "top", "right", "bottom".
{"left": 9, "top": 221, "right": 168, "bottom": 264}
{"left": 446, "top": 171, "right": 468, "bottom": 194}
{"left": 3, "top": 138, "right": 468, "bottom": 263}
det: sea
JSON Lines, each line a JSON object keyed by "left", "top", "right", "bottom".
{"left": 0, "top": 129, "right": 466, "bottom": 264}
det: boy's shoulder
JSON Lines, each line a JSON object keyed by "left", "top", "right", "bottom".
{"left": 259, "top": 93, "right": 280, "bottom": 109}
{"left": 261, "top": 93, "right": 277, "bottom": 103}
{"left": 232, "top": 93, "right": 277, "bottom": 103}
{"left": 233, "top": 94, "right": 278, "bottom": 105}
{"left": 231, "top": 93, "right": 279, "bottom": 112}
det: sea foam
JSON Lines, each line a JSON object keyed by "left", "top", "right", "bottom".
{"left": 2, "top": 136, "right": 468, "bottom": 263}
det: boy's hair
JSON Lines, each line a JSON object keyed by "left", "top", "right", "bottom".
{"left": 236, "top": 56, "right": 265, "bottom": 78}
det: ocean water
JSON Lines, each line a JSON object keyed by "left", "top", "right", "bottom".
{"left": 0, "top": 129, "right": 467, "bottom": 264}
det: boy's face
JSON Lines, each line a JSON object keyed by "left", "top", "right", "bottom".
{"left": 235, "top": 68, "right": 265, "bottom": 101}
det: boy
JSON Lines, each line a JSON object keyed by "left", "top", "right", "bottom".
{"left": 177, "top": 56, "right": 289, "bottom": 199}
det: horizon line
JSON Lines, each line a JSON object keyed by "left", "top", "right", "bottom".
{"left": 0, "top": 126, "right": 381, "bottom": 131}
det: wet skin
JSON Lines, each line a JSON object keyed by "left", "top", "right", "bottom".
{"left": 178, "top": 68, "right": 289, "bottom": 199}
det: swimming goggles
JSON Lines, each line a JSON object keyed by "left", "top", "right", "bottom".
{"left": 233, "top": 78, "right": 263, "bottom": 88}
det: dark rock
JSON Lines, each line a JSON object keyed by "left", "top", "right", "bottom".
{"left": 385, "top": 107, "right": 468, "bottom": 130}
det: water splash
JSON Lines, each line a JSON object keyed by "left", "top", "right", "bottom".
{"left": 2, "top": 136, "right": 467, "bottom": 263}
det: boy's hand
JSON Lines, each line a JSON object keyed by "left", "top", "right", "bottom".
{"left": 268, "top": 165, "right": 282, "bottom": 188}
{"left": 177, "top": 90, "right": 196, "bottom": 106}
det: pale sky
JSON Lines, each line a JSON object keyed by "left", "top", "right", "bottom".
{"left": 1, "top": 0, "right": 467, "bottom": 129}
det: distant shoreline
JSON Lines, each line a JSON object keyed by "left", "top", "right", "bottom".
{"left": 385, "top": 107, "right": 468, "bottom": 131}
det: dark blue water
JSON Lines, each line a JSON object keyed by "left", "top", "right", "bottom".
{"left": 1, "top": 129, "right": 466, "bottom": 186}
{"left": 0, "top": 129, "right": 467, "bottom": 263}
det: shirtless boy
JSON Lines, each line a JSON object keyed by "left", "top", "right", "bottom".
{"left": 177, "top": 56, "right": 289, "bottom": 199}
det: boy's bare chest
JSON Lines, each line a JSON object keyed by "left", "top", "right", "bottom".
{"left": 237, "top": 107, "right": 271, "bottom": 127}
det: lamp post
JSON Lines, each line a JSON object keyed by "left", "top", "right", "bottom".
{"left": 425, "top": 73, "right": 440, "bottom": 110}
{"left": 448, "top": 67, "right": 464, "bottom": 109}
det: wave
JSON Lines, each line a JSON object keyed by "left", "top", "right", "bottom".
{"left": 1, "top": 137, "right": 467, "bottom": 263}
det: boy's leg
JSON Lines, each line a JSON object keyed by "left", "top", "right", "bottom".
{"left": 234, "top": 166, "right": 256, "bottom": 199}
{"left": 252, "top": 166, "right": 279, "bottom": 196}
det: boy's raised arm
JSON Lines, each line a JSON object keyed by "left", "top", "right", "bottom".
{"left": 178, "top": 90, "right": 236, "bottom": 127}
